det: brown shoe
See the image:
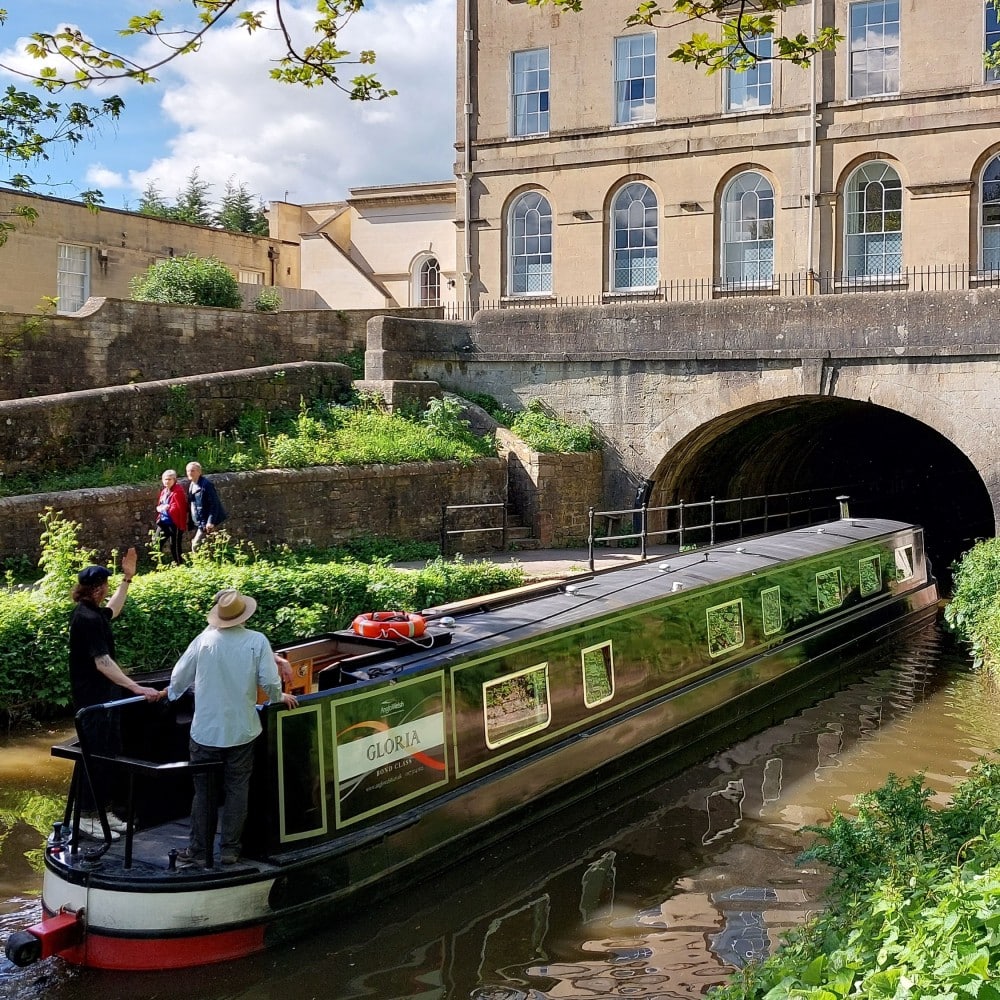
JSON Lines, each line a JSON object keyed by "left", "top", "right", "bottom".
{"left": 176, "top": 848, "right": 204, "bottom": 869}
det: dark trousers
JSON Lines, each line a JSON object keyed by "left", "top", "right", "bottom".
{"left": 188, "top": 737, "right": 256, "bottom": 860}
{"left": 156, "top": 521, "right": 184, "bottom": 563}
{"left": 76, "top": 708, "right": 122, "bottom": 815}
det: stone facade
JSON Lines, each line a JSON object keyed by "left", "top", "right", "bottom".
{"left": 0, "top": 189, "right": 300, "bottom": 316}
{"left": 457, "top": 0, "right": 1000, "bottom": 303}
{"left": 268, "top": 182, "right": 460, "bottom": 311}
{"left": 364, "top": 287, "right": 1000, "bottom": 536}
{"left": 0, "top": 363, "right": 352, "bottom": 477}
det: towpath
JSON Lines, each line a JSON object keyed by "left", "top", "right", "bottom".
{"left": 396, "top": 542, "right": 679, "bottom": 582}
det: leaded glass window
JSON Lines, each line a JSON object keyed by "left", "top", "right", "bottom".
{"left": 845, "top": 161, "right": 902, "bottom": 277}
{"left": 721, "top": 172, "right": 774, "bottom": 283}
{"left": 611, "top": 182, "right": 658, "bottom": 290}
{"left": 509, "top": 192, "right": 553, "bottom": 295}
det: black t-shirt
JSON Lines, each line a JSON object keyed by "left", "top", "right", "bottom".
{"left": 68, "top": 600, "right": 122, "bottom": 710}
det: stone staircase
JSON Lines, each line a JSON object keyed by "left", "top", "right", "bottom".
{"left": 504, "top": 513, "right": 541, "bottom": 550}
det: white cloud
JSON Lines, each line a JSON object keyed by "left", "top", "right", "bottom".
{"left": 84, "top": 165, "right": 125, "bottom": 190}
{"left": 126, "top": 0, "right": 457, "bottom": 207}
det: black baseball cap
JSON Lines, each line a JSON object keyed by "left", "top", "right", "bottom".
{"left": 77, "top": 565, "right": 112, "bottom": 585}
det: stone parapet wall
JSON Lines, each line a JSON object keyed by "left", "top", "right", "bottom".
{"left": 0, "top": 362, "right": 352, "bottom": 477}
{"left": 0, "top": 458, "right": 508, "bottom": 566}
{"left": 0, "top": 298, "right": 440, "bottom": 400}
{"left": 496, "top": 429, "right": 603, "bottom": 546}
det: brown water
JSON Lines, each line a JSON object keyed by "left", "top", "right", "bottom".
{"left": 3, "top": 617, "right": 999, "bottom": 1000}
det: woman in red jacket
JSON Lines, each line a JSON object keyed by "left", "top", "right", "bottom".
{"left": 155, "top": 469, "right": 188, "bottom": 564}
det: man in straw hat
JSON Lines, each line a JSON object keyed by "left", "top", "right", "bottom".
{"left": 164, "top": 589, "right": 298, "bottom": 867}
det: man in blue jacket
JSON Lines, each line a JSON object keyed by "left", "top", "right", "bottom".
{"left": 185, "top": 461, "right": 227, "bottom": 550}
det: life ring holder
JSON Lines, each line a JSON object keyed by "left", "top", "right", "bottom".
{"left": 352, "top": 611, "right": 427, "bottom": 641}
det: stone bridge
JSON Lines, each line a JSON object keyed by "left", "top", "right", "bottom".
{"left": 367, "top": 288, "right": 1000, "bottom": 571}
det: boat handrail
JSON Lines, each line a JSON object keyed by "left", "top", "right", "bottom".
{"left": 69, "top": 695, "right": 219, "bottom": 866}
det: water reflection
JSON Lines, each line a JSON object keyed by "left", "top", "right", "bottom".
{"left": 3, "top": 620, "right": 1000, "bottom": 1000}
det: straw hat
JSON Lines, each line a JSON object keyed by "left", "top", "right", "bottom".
{"left": 207, "top": 589, "right": 257, "bottom": 628}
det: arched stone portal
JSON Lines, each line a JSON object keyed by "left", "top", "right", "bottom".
{"left": 648, "top": 397, "right": 994, "bottom": 578}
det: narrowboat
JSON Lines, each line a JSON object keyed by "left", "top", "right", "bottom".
{"left": 5, "top": 515, "right": 938, "bottom": 970}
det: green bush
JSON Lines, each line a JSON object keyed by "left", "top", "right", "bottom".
{"left": 0, "top": 397, "right": 495, "bottom": 498}
{"left": 944, "top": 537, "right": 1000, "bottom": 670}
{"left": 709, "top": 760, "right": 1000, "bottom": 1000}
{"left": 130, "top": 254, "right": 242, "bottom": 309}
{"left": 0, "top": 513, "right": 524, "bottom": 719}
{"left": 510, "top": 400, "right": 598, "bottom": 453}
{"left": 252, "top": 287, "right": 282, "bottom": 312}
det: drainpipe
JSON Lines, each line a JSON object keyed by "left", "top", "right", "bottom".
{"left": 806, "top": 0, "right": 819, "bottom": 294}
{"left": 462, "top": 0, "right": 475, "bottom": 311}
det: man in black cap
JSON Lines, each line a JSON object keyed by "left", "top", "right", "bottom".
{"left": 69, "top": 546, "right": 160, "bottom": 839}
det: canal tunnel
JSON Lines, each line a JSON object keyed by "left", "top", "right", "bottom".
{"left": 649, "top": 397, "right": 994, "bottom": 588}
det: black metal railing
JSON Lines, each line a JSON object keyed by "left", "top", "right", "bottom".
{"left": 586, "top": 488, "right": 857, "bottom": 572}
{"left": 440, "top": 502, "right": 507, "bottom": 556}
{"left": 442, "top": 265, "right": 1000, "bottom": 319}
{"left": 60, "top": 696, "right": 220, "bottom": 867}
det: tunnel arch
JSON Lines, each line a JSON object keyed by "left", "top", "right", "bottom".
{"left": 646, "top": 396, "right": 994, "bottom": 582}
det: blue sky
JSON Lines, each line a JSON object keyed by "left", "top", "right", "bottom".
{"left": 1, "top": 0, "right": 456, "bottom": 210}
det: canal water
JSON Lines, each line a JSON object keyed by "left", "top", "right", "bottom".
{"left": 3, "top": 615, "right": 1000, "bottom": 1000}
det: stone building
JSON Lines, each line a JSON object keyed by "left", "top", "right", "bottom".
{"left": 266, "top": 181, "right": 459, "bottom": 311}
{"left": 0, "top": 180, "right": 459, "bottom": 316}
{"left": 455, "top": 0, "right": 1000, "bottom": 305}
{"left": 0, "top": 188, "right": 307, "bottom": 315}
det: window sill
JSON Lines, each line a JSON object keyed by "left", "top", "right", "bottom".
{"left": 713, "top": 280, "right": 778, "bottom": 295}
{"left": 721, "top": 105, "right": 773, "bottom": 116}
{"left": 501, "top": 294, "right": 556, "bottom": 304}
{"left": 834, "top": 275, "right": 906, "bottom": 290}
{"left": 970, "top": 271, "right": 1000, "bottom": 286}
{"left": 603, "top": 288, "right": 661, "bottom": 299}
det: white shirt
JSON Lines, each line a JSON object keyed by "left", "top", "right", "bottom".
{"left": 167, "top": 625, "right": 282, "bottom": 748}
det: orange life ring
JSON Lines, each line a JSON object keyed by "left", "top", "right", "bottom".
{"left": 352, "top": 611, "right": 427, "bottom": 640}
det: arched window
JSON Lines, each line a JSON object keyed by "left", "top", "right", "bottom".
{"left": 844, "top": 162, "right": 902, "bottom": 277}
{"left": 982, "top": 155, "right": 1000, "bottom": 272}
{"left": 611, "top": 182, "right": 658, "bottom": 290}
{"left": 509, "top": 192, "right": 552, "bottom": 295}
{"left": 721, "top": 172, "right": 774, "bottom": 283}
{"left": 415, "top": 256, "right": 440, "bottom": 306}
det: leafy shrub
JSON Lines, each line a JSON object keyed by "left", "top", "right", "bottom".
{"left": 464, "top": 392, "right": 516, "bottom": 426}
{"left": 510, "top": 400, "right": 598, "bottom": 453}
{"left": 944, "top": 537, "right": 1000, "bottom": 670}
{"left": 0, "top": 512, "right": 524, "bottom": 719}
{"left": 252, "top": 287, "right": 282, "bottom": 312}
{"left": 0, "top": 396, "right": 494, "bottom": 498}
{"left": 709, "top": 761, "right": 1000, "bottom": 1000}
{"left": 130, "top": 254, "right": 242, "bottom": 309}
{"left": 333, "top": 349, "right": 365, "bottom": 380}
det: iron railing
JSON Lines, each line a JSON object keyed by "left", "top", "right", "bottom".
{"left": 587, "top": 488, "right": 857, "bottom": 572}
{"left": 440, "top": 502, "right": 507, "bottom": 556}
{"left": 442, "top": 265, "right": 1000, "bottom": 319}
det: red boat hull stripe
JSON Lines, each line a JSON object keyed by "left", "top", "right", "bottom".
{"left": 57, "top": 925, "right": 267, "bottom": 970}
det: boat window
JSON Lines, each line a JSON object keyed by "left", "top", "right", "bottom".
{"left": 484, "top": 663, "right": 551, "bottom": 749}
{"left": 582, "top": 641, "right": 615, "bottom": 708}
{"left": 277, "top": 705, "right": 328, "bottom": 842}
{"left": 895, "top": 545, "right": 914, "bottom": 581}
{"left": 760, "top": 586, "right": 782, "bottom": 635}
{"left": 816, "top": 567, "right": 844, "bottom": 613}
{"left": 707, "top": 598, "right": 745, "bottom": 657}
{"left": 859, "top": 554, "right": 882, "bottom": 596}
